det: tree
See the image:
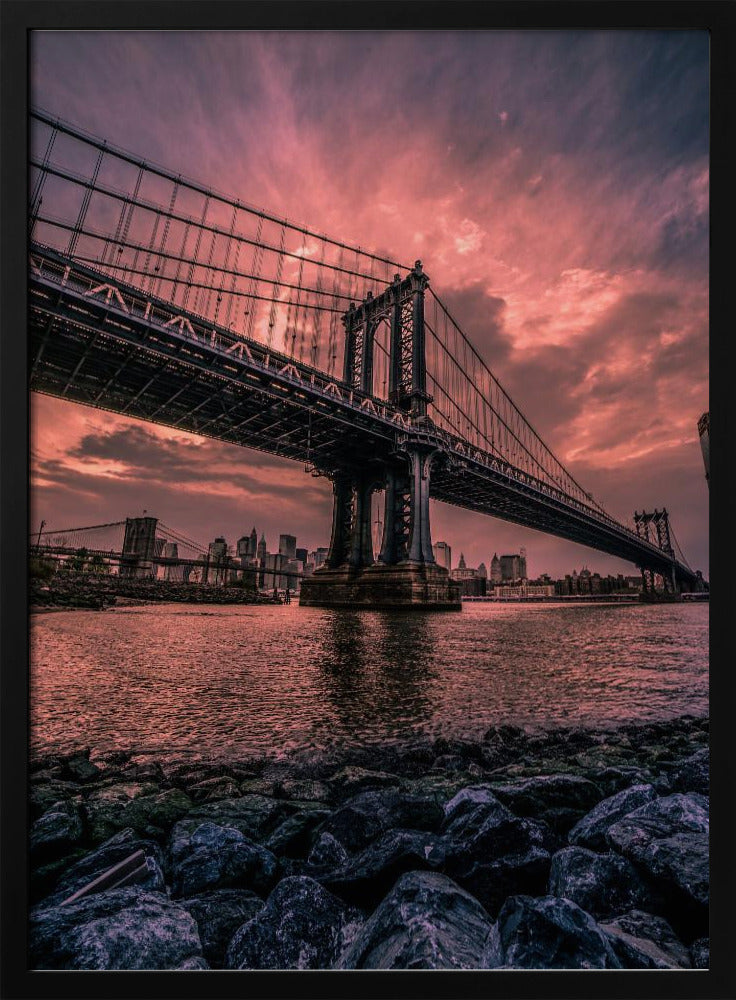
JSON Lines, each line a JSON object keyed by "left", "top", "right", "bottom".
{"left": 69, "top": 547, "right": 89, "bottom": 572}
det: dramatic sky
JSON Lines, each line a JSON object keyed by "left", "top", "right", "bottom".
{"left": 30, "top": 30, "right": 709, "bottom": 578}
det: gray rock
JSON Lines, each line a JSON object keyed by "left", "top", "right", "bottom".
{"left": 30, "top": 887, "right": 203, "bottom": 969}
{"left": 170, "top": 821, "right": 278, "bottom": 898}
{"left": 225, "top": 876, "right": 363, "bottom": 969}
{"left": 440, "top": 786, "right": 551, "bottom": 917}
{"left": 265, "top": 808, "right": 330, "bottom": 859}
{"left": 176, "top": 955, "right": 210, "bottom": 969}
{"left": 30, "top": 779, "right": 82, "bottom": 820}
{"left": 690, "top": 936, "right": 709, "bottom": 968}
{"left": 568, "top": 784, "right": 657, "bottom": 852}
{"left": 85, "top": 785, "right": 192, "bottom": 842}
{"left": 483, "top": 894, "right": 622, "bottom": 969}
{"left": 30, "top": 800, "right": 84, "bottom": 859}
{"left": 669, "top": 748, "right": 709, "bottom": 796}
{"left": 328, "top": 766, "right": 402, "bottom": 796}
{"left": 606, "top": 793, "right": 709, "bottom": 907}
{"left": 549, "top": 846, "right": 655, "bottom": 919}
{"left": 320, "top": 829, "right": 446, "bottom": 908}
{"left": 61, "top": 750, "right": 102, "bottom": 784}
{"left": 337, "top": 870, "right": 492, "bottom": 969}
{"left": 491, "top": 774, "right": 603, "bottom": 832}
{"left": 319, "top": 789, "right": 444, "bottom": 853}
{"left": 182, "top": 794, "right": 290, "bottom": 841}
{"left": 180, "top": 888, "right": 264, "bottom": 968}
{"left": 42, "top": 828, "right": 165, "bottom": 907}
{"left": 600, "top": 910, "right": 691, "bottom": 969}
{"left": 308, "top": 832, "right": 349, "bottom": 868}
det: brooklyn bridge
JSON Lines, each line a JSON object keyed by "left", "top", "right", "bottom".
{"left": 28, "top": 109, "right": 699, "bottom": 608}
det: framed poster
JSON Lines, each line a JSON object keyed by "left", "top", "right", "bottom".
{"left": 1, "top": 2, "right": 733, "bottom": 998}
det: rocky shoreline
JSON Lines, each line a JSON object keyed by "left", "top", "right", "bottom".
{"left": 29, "top": 715, "right": 709, "bottom": 970}
{"left": 30, "top": 573, "right": 277, "bottom": 611}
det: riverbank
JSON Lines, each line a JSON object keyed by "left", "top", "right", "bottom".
{"left": 29, "top": 714, "right": 709, "bottom": 970}
{"left": 30, "top": 573, "right": 278, "bottom": 611}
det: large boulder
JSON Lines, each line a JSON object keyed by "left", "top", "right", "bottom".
{"left": 568, "top": 784, "right": 658, "bottom": 852}
{"left": 30, "top": 800, "right": 84, "bottom": 861}
{"left": 307, "top": 832, "right": 349, "bottom": 868}
{"left": 42, "top": 828, "right": 165, "bottom": 907}
{"left": 600, "top": 910, "right": 691, "bottom": 969}
{"left": 606, "top": 793, "right": 709, "bottom": 914}
{"left": 265, "top": 808, "right": 331, "bottom": 859}
{"left": 483, "top": 895, "right": 622, "bottom": 969}
{"left": 180, "top": 889, "right": 264, "bottom": 968}
{"left": 328, "top": 766, "right": 403, "bottom": 797}
{"left": 225, "top": 876, "right": 363, "bottom": 969}
{"left": 180, "top": 795, "right": 291, "bottom": 842}
{"left": 337, "top": 871, "right": 492, "bottom": 969}
{"left": 548, "top": 847, "right": 656, "bottom": 919}
{"left": 491, "top": 774, "right": 603, "bottom": 834}
{"left": 320, "top": 830, "right": 446, "bottom": 908}
{"left": 440, "top": 786, "right": 551, "bottom": 916}
{"left": 30, "top": 888, "right": 203, "bottom": 969}
{"left": 318, "top": 789, "right": 444, "bottom": 854}
{"left": 59, "top": 749, "right": 102, "bottom": 784}
{"left": 170, "top": 821, "right": 278, "bottom": 898}
{"left": 84, "top": 784, "right": 192, "bottom": 842}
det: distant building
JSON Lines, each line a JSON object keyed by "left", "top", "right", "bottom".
{"left": 451, "top": 553, "right": 487, "bottom": 596}
{"left": 493, "top": 584, "right": 554, "bottom": 599}
{"left": 279, "top": 534, "right": 297, "bottom": 560}
{"left": 162, "top": 541, "right": 184, "bottom": 582}
{"left": 257, "top": 533, "right": 267, "bottom": 563}
{"left": 295, "top": 547, "right": 308, "bottom": 565}
{"left": 433, "top": 541, "right": 452, "bottom": 571}
{"left": 490, "top": 553, "right": 502, "bottom": 584}
{"left": 500, "top": 553, "right": 526, "bottom": 583}
{"left": 207, "top": 536, "right": 229, "bottom": 585}
{"left": 313, "top": 547, "right": 329, "bottom": 569}
{"left": 698, "top": 412, "right": 709, "bottom": 487}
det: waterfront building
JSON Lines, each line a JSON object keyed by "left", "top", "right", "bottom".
{"left": 493, "top": 584, "right": 555, "bottom": 599}
{"left": 490, "top": 553, "right": 502, "bottom": 584}
{"left": 433, "top": 541, "right": 452, "bottom": 571}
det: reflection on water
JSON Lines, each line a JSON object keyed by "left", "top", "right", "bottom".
{"left": 316, "top": 611, "right": 436, "bottom": 736}
{"left": 30, "top": 602, "right": 708, "bottom": 763}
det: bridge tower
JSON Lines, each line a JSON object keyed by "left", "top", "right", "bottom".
{"left": 300, "top": 263, "right": 461, "bottom": 609}
{"left": 633, "top": 509, "right": 677, "bottom": 595}
{"left": 119, "top": 516, "right": 158, "bottom": 578}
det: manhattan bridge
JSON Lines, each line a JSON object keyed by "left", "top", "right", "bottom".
{"left": 28, "top": 109, "right": 699, "bottom": 608}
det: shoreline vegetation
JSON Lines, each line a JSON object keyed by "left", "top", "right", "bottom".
{"left": 29, "top": 714, "right": 709, "bottom": 970}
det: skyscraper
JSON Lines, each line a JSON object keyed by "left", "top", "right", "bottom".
{"left": 433, "top": 540, "right": 452, "bottom": 571}
{"left": 490, "top": 553, "right": 502, "bottom": 584}
{"left": 279, "top": 534, "right": 297, "bottom": 560}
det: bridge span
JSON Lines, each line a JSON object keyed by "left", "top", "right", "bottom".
{"left": 29, "top": 110, "right": 698, "bottom": 606}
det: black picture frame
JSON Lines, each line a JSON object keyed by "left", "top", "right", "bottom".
{"left": 2, "top": 3, "right": 734, "bottom": 999}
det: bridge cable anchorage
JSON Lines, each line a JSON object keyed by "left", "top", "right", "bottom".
{"left": 31, "top": 107, "right": 409, "bottom": 272}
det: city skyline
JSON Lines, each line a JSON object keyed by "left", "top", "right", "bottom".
{"left": 29, "top": 30, "right": 708, "bottom": 579}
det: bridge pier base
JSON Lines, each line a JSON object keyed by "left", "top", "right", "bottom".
{"left": 299, "top": 561, "right": 460, "bottom": 610}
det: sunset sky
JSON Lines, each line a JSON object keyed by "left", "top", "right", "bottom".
{"left": 30, "top": 30, "right": 709, "bottom": 579}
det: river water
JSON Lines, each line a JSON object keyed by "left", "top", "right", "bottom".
{"left": 30, "top": 601, "right": 708, "bottom": 764}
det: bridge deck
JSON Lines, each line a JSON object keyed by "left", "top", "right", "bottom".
{"left": 28, "top": 245, "right": 696, "bottom": 586}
